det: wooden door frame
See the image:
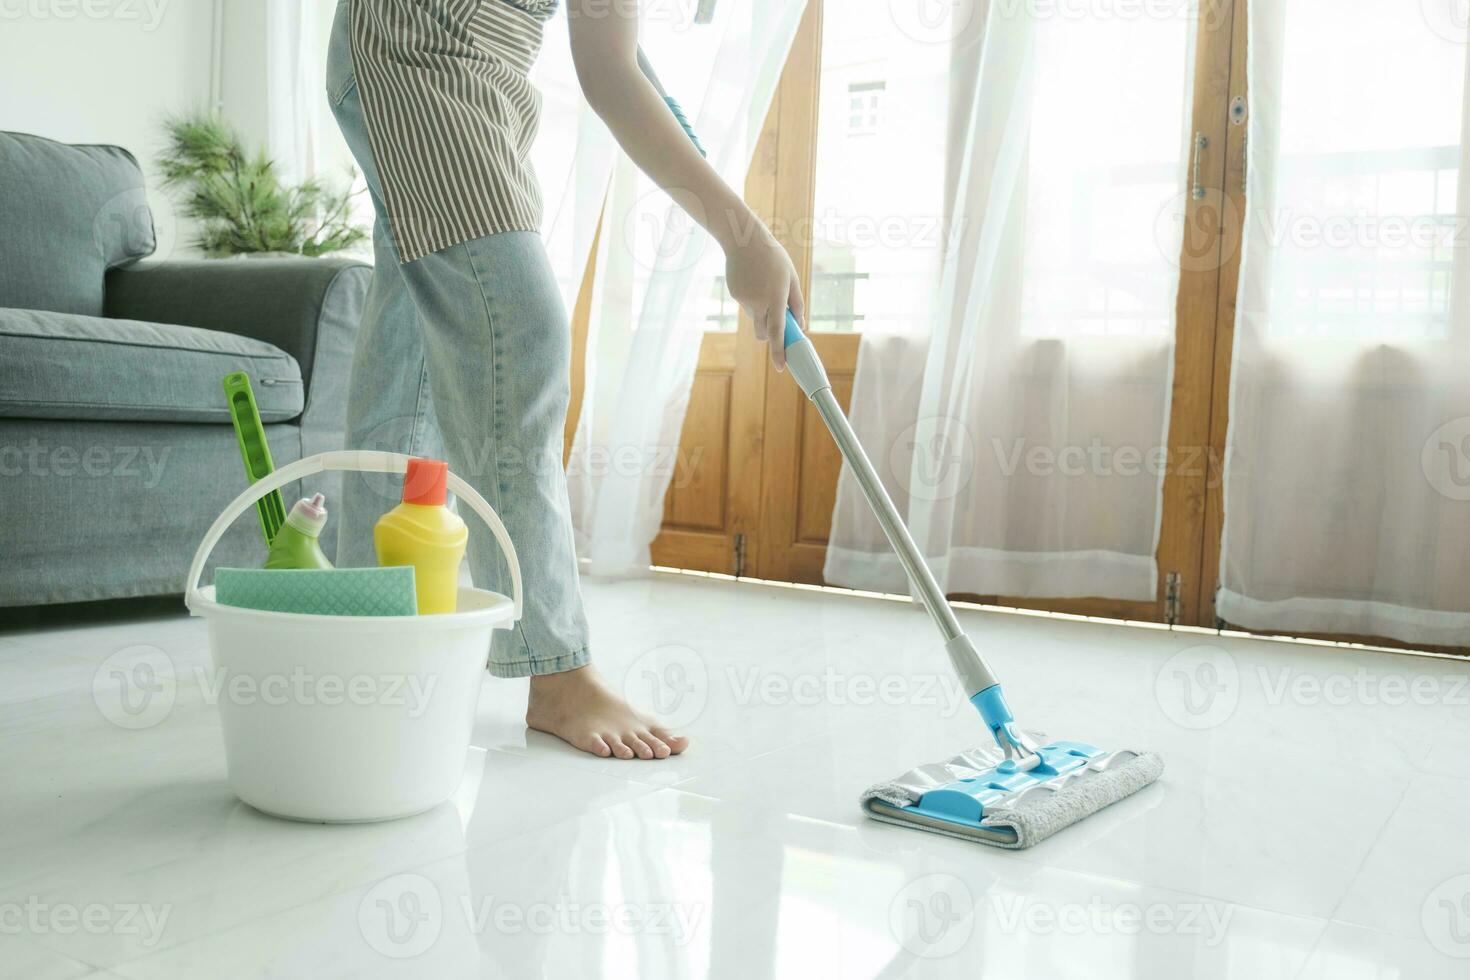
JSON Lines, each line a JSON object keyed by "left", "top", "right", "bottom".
{"left": 562, "top": 3, "right": 827, "bottom": 578}
{"left": 565, "top": 209, "right": 603, "bottom": 466}
{"left": 753, "top": 0, "right": 840, "bottom": 585}
{"left": 645, "top": 0, "right": 824, "bottom": 575}
{"left": 1199, "top": 0, "right": 1249, "bottom": 630}
{"left": 1153, "top": 0, "right": 1245, "bottom": 627}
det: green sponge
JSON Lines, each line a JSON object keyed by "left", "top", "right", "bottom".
{"left": 213, "top": 567, "right": 418, "bottom": 616}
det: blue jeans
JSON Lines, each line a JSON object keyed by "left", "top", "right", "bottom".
{"left": 326, "top": 0, "right": 589, "bottom": 677}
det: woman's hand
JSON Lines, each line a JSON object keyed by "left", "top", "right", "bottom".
{"left": 566, "top": 1, "right": 805, "bottom": 369}
{"left": 723, "top": 225, "right": 806, "bottom": 372}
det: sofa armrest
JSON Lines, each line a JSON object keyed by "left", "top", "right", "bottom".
{"left": 105, "top": 258, "right": 369, "bottom": 510}
{"left": 103, "top": 257, "right": 368, "bottom": 394}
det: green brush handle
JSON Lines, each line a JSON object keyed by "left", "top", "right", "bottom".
{"left": 222, "top": 372, "right": 287, "bottom": 545}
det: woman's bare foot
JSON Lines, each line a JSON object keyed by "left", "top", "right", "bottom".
{"left": 526, "top": 665, "right": 690, "bottom": 760}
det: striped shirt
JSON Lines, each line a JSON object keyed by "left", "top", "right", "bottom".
{"left": 349, "top": 0, "right": 559, "bottom": 263}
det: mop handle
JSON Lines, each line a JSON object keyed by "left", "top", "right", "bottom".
{"left": 780, "top": 316, "right": 958, "bottom": 639}
{"left": 636, "top": 47, "right": 707, "bottom": 157}
{"left": 641, "top": 56, "right": 1011, "bottom": 721}
{"left": 781, "top": 315, "right": 1000, "bottom": 699}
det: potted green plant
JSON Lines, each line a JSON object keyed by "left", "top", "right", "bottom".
{"left": 158, "top": 114, "right": 367, "bottom": 258}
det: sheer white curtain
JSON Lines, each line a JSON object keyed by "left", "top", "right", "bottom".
{"left": 267, "top": 0, "right": 368, "bottom": 236}
{"left": 265, "top": 0, "right": 330, "bottom": 185}
{"left": 1216, "top": 1, "right": 1470, "bottom": 647}
{"left": 824, "top": 1, "right": 1195, "bottom": 601}
{"left": 562, "top": 1, "right": 810, "bottom": 575}
{"left": 531, "top": 9, "right": 619, "bottom": 318}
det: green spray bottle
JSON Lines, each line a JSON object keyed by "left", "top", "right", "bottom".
{"left": 264, "top": 493, "right": 335, "bottom": 570}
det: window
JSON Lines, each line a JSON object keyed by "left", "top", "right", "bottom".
{"left": 706, "top": 271, "right": 866, "bottom": 333}
{"left": 705, "top": 278, "right": 741, "bottom": 332}
{"left": 846, "top": 81, "right": 885, "bottom": 136}
{"left": 809, "top": 249, "right": 867, "bottom": 332}
{"left": 812, "top": 6, "right": 948, "bottom": 339}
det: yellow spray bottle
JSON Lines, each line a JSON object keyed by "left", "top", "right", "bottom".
{"left": 374, "top": 458, "right": 467, "bottom": 614}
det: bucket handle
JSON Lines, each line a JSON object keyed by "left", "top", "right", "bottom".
{"left": 185, "top": 450, "right": 522, "bottom": 622}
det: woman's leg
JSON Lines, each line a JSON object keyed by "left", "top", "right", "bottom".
{"left": 327, "top": 0, "right": 684, "bottom": 759}
{"left": 400, "top": 234, "right": 587, "bottom": 673}
{"left": 326, "top": 0, "right": 443, "bottom": 569}
{"left": 397, "top": 235, "right": 687, "bottom": 760}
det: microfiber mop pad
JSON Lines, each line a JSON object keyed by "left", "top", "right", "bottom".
{"left": 861, "top": 742, "right": 1164, "bottom": 849}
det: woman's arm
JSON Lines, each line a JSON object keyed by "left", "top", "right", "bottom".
{"left": 567, "top": 0, "right": 804, "bottom": 370}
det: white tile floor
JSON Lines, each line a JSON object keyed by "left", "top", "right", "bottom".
{"left": 2, "top": 572, "right": 1468, "bottom": 979}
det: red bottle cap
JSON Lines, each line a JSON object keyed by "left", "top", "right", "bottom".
{"left": 402, "top": 458, "right": 448, "bottom": 506}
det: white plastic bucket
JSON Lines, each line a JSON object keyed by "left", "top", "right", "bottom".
{"left": 185, "top": 451, "right": 522, "bottom": 823}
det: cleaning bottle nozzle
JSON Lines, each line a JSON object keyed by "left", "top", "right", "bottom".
{"left": 284, "top": 492, "right": 329, "bottom": 537}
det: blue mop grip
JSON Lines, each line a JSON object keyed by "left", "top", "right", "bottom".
{"left": 782, "top": 308, "right": 804, "bottom": 348}
{"left": 663, "top": 96, "right": 707, "bottom": 157}
{"left": 782, "top": 310, "right": 828, "bottom": 397}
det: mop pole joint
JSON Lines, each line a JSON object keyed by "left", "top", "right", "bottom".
{"left": 971, "top": 682, "right": 1041, "bottom": 767}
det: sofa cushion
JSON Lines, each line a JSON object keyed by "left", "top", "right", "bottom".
{"left": 0, "top": 131, "right": 156, "bottom": 316}
{"left": 0, "top": 307, "right": 303, "bottom": 423}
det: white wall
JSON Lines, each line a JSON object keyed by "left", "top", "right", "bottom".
{"left": 0, "top": 0, "right": 215, "bottom": 165}
{"left": 0, "top": 0, "right": 355, "bottom": 258}
{"left": 221, "top": 0, "right": 269, "bottom": 157}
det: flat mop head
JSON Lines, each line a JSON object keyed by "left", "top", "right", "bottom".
{"left": 861, "top": 741, "right": 1163, "bottom": 849}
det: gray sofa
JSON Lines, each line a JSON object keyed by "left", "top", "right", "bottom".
{"left": 0, "top": 131, "right": 368, "bottom": 607}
